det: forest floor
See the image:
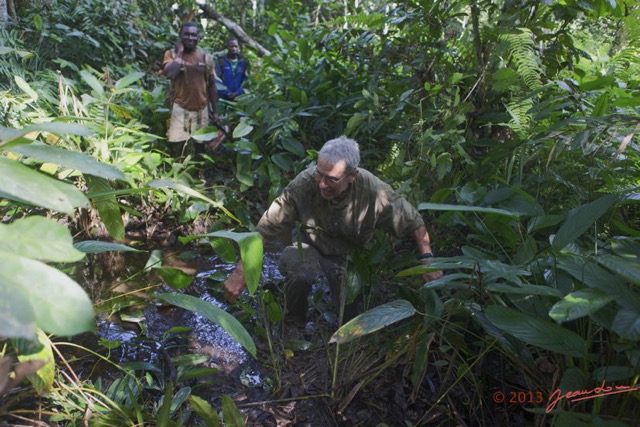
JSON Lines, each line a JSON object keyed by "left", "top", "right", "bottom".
{"left": 50, "top": 184, "right": 539, "bottom": 427}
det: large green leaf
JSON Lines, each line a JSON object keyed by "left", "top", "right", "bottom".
{"left": 557, "top": 254, "right": 640, "bottom": 311}
{"left": 80, "top": 69, "right": 105, "bottom": 97}
{"left": 0, "top": 157, "right": 89, "bottom": 214}
{"left": 178, "top": 367, "right": 219, "bottom": 380}
{"left": 189, "top": 395, "right": 220, "bottom": 427}
{"left": 86, "top": 175, "right": 125, "bottom": 240}
{"left": 592, "top": 365, "right": 637, "bottom": 382}
{"left": 485, "top": 305, "right": 588, "bottom": 358}
{"left": 221, "top": 395, "right": 245, "bottom": 427}
{"left": 345, "top": 112, "right": 366, "bottom": 136}
{"left": 0, "top": 125, "right": 25, "bottom": 144}
{"left": 612, "top": 309, "right": 640, "bottom": 341}
{"left": 191, "top": 125, "right": 220, "bottom": 143}
{"left": 0, "top": 122, "right": 93, "bottom": 146}
{"left": 9, "top": 144, "right": 124, "bottom": 180}
{"left": 14, "top": 76, "right": 38, "bottom": 101}
{"left": 280, "top": 138, "right": 305, "bottom": 157}
{"left": 422, "top": 273, "right": 474, "bottom": 290}
{"left": 596, "top": 254, "right": 640, "bottom": 285}
{"left": 74, "top": 240, "right": 142, "bottom": 253}
{"left": 115, "top": 71, "right": 145, "bottom": 91}
{"left": 329, "top": 300, "right": 416, "bottom": 345}
{"left": 13, "top": 329, "right": 55, "bottom": 395}
{"left": 156, "top": 293, "right": 256, "bottom": 357}
{"left": 232, "top": 120, "right": 253, "bottom": 139}
{"left": 156, "top": 268, "right": 194, "bottom": 290}
{"left": 197, "top": 231, "right": 263, "bottom": 295}
{"left": 468, "top": 304, "right": 532, "bottom": 362}
{"left": 169, "top": 386, "right": 191, "bottom": 415}
{"left": 527, "top": 214, "right": 564, "bottom": 233}
{"left": 0, "top": 216, "right": 85, "bottom": 262}
{"left": 208, "top": 237, "right": 238, "bottom": 264}
{"left": 24, "top": 122, "right": 94, "bottom": 138}
{"left": 417, "top": 203, "right": 521, "bottom": 218}
{"left": 0, "top": 280, "right": 35, "bottom": 339}
{"left": 552, "top": 194, "right": 618, "bottom": 251}
{"left": 486, "top": 283, "right": 563, "bottom": 297}
{"left": 235, "top": 152, "right": 254, "bottom": 187}
{"left": 397, "top": 257, "right": 477, "bottom": 277}
{"left": 0, "top": 46, "right": 32, "bottom": 57}
{"left": 0, "top": 253, "right": 95, "bottom": 339}
{"left": 549, "top": 289, "right": 615, "bottom": 323}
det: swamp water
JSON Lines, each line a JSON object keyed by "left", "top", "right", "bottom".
{"left": 66, "top": 246, "right": 339, "bottom": 425}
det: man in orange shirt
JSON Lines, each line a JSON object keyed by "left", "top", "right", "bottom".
{"left": 163, "top": 22, "right": 219, "bottom": 159}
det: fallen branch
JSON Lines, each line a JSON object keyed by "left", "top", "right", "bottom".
{"left": 198, "top": 3, "right": 271, "bottom": 57}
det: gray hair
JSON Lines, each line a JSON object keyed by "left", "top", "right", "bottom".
{"left": 318, "top": 136, "right": 360, "bottom": 171}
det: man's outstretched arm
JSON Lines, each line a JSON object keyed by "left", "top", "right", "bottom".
{"left": 222, "top": 261, "right": 245, "bottom": 302}
{"left": 413, "top": 224, "right": 443, "bottom": 282}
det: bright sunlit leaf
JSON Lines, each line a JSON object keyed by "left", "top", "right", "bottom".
{"left": 197, "top": 231, "right": 263, "bottom": 295}
{"left": 86, "top": 175, "right": 125, "bottom": 240}
{"left": 549, "top": 289, "right": 615, "bottom": 323}
{"left": 0, "top": 253, "right": 95, "bottom": 339}
{"left": 74, "top": 240, "right": 143, "bottom": 253}
{"left": 9, "top": 144, "right": 124, "bottom": 180}
{"left": 330, "top": 300, "right": 416, "bottom": 345}
{"left": 0, "top": 157, "right": 89, "bottom": 214}
{"left": 0, "top": 216, "right": 85, "bottom": 262}
{"left": 156, "top": 268, "right": 194, "bottom": 289}
{"left": 189, "top": 394, "right": 220, "bottom": 426}
{"left": 13, "top": 329, "right": 55, "bottom": 395}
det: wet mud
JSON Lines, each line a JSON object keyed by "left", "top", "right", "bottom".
{"left": 65, "top": 246, "right": 533, "bottom": 427}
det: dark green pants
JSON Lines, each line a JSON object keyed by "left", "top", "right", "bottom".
{"left": 278, "top": 243, "right": 362, "bottom": 324}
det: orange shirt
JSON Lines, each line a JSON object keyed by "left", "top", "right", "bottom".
{"left": 163, "top": 49, "right": 214, "bottom": 111}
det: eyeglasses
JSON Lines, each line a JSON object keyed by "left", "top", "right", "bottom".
{"left": 312, "top": 167, "right": 353, "bottom": 187}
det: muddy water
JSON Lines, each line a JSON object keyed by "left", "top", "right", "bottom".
{"left": 71, "top": 246, "right": 284, "bottom": 389}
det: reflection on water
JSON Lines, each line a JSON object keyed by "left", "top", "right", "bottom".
{"left": 185, "top": 279, "right": 246, "bottom": 369}
{"left": 74, "top": 246, "right": 286, "bottom": 391}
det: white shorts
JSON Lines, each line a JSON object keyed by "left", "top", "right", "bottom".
{"left": 166, "top": 102, "right": 208, "bottom": 143}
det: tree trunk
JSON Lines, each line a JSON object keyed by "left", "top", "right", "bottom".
{"left": 8, "top": 0, "right": 15, "bottom": 20}
{"left": 199, "top": 3, "right": 271, "bottom": 57}
{"left": 0, "top": 0, "right": 9, "bottom": 25}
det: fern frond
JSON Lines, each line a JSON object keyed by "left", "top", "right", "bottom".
{"left": 498, "top": 28, "right": 545, "bottom": 90}
{"left": 378, "top": 141, "right": 401, "bottom": 174}
{"left": 505, "top": 98, "right": 534, "bottom": 137}
{"left": 610, "top": 46, "right": 640, "bottom": 80}
{"left": 623, "top": 7, "right": 640, "bottom": 44}
{"left": 344, "top": 12, "right": 387, "bottom": 30}
{"left": 324, "top": 12, "right": 389, "bottom": 31}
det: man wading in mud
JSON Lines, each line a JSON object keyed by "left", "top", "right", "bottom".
{"left": 223, "top": 136, "right": 442, "bottom": 325}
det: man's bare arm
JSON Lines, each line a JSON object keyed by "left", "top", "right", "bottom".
{"left": 223, "top": 261, "right": 245, "bottom": 302}
{"left": 163, "top": 43, "right": 184, "bottom": 80}
{"left": 413, "top": 224, "right": 443, "bottom": 282}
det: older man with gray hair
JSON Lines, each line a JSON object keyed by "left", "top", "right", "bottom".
{"left": 223, "top": 136, "right": 442, "bottom": 324}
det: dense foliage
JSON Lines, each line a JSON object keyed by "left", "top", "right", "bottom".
{"left": 1, "top": 0, "right": 639, "bottom": 425}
